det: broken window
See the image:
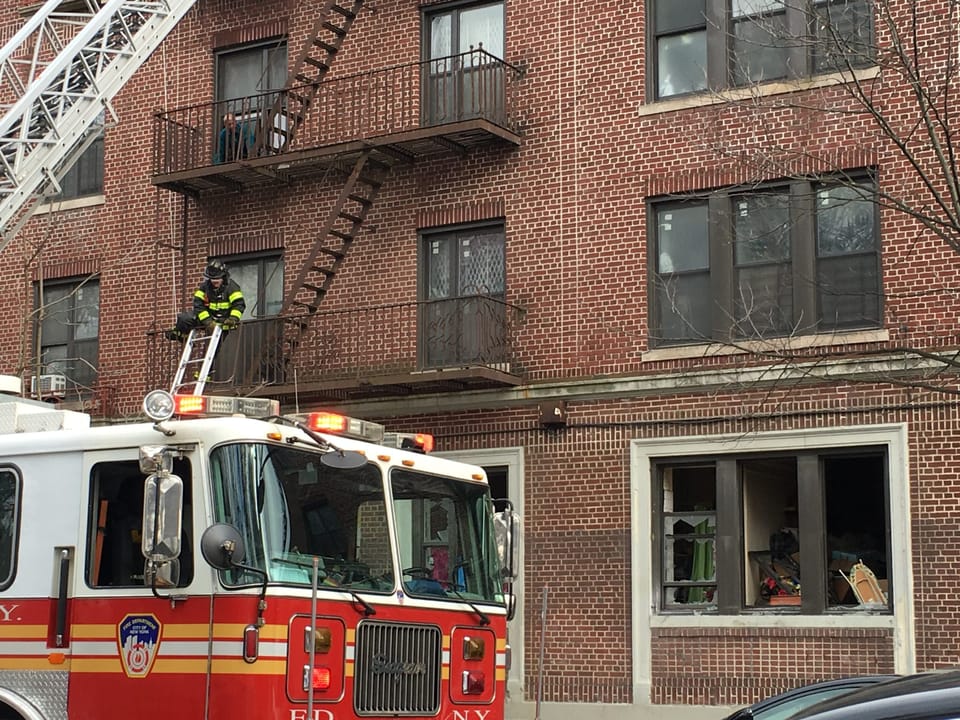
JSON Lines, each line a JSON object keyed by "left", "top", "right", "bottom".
{"left": 656, "top": 448, "right": 889, "bottom": 613}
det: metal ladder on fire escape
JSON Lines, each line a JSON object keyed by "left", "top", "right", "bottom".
{"left": 252, "top": 0, "right": 365, "bottom": 155}
{"left": 170, "top": 324, "right": 223, "bottom": 395}
{"left": 0, "top": 0, "right": 197, "bottom": 248}
{"left": 243, "top": 0, "right": 394, "bottom": 386}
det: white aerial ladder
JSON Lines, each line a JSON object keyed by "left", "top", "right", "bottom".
{"left": 0, "top": 0, "right": 196, "bottom": 247}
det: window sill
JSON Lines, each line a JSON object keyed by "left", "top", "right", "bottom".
{"left": 652, "top": 611, "right": 893, "bottom": 630}
{"left": 642, "top": 327, "right": 890, "bottom": 363}
{"left": 35, "top": 194, "right": 105, "bottom": 214}
{"left": 637, "top": 66, "right": 881, "bottom": 118}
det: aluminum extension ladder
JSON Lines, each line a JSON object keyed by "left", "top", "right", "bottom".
{"left": 170, "top": 324, "right": 223, "bottom": 395}
{"left": 0, "top": 0, "right": 197, "bottom": 246}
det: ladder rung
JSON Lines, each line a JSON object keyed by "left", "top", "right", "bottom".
{"left": 295, "top": 73, "right": 319, "bottom": 86}
{"left": 320, "top": 246, "right": 346, "bottom": 259}
{"left": 304, "top": 56, "right": 330, "bottom": 70}
{"left": 328, "top": 229, "right": 353, "bottom": 242}
{"left": 339, "top": 211, "right": 363, "bottom": 224}
{"left": 322, "top": 21, "right": 347, "bottom": 36}
{"left": 301, "top": 282, "right": 324, "bottom": 293}
{"left": 330, "top": 4, "right": 357, "bottom": 20}
{"left": 310, "top": 265, "right": 336, "bottom": 277}
{"left": 312, "top": 39, "right": 339, "bottom": 55}
{"left": 292, "top": 300, "right": 320, "bottom": 313}
{"left": 347, "top": 193, "right": 373, "bottom": 206}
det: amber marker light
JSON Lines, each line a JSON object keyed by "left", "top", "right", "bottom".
{"left": 48, "top": 653, "right": 66, "bottom": 665}
{"left": 463, "top": 636, "right": 485, "bottom": 660}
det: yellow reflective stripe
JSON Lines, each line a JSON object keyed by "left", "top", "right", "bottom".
{"left": 228, "top": 291, "right": 243, "bottom": 303}
{"left": 193, "top": 290, "right": 206, "bottom": 300}
{"left": 208, "top": 301, "right": 230, "bottom": 310}
{"left": 197, "top": 310, "right": 211, "bottom": 321}
{"left": 229, "top": 310, "right": 242, "bottom": 319}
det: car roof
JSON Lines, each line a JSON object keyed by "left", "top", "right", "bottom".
{"left": 790, "top": 670, "right": 960, "bottom": 720}
{"left": 723, "top": 675, "right": 898, "bottom": 720}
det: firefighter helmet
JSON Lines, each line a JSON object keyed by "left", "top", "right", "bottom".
{"left": 204, "top": 259, "right": 228, "bottom": 280}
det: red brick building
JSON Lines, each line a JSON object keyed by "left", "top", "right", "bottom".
{"left": 1, "top": 0, "right": 959, "bottom": 717}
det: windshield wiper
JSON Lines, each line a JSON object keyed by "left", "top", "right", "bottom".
{"left": 345, "top": 589, "right": 376, "bottom": 617}
{"left": 446, "top": 587, "right": 490, "bottom": 626}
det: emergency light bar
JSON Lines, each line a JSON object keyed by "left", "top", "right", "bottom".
{"left": 175, "top": 394, "right": 280, "bottom": 418}
{"left": 142, "top": 389, "right": 280, "bottom": 422}
{"left": 290, "top": 411, "right": 385, "bottom": 444}
{"left": 384, "top": 431, "right": 435, "bottom": 453}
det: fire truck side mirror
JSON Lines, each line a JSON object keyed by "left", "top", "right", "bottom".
{"left": 493, "top": 506, "right": 521, "bottom": 580}
{"left": 141, "top": 473, "right": 183, "bottom": 562}
{"left": 200, "top": 523, "right": 246, "bottom": 570}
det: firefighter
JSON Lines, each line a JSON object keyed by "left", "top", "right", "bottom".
{"left": 165, "top": 259, "right": 246, "bottom": 341}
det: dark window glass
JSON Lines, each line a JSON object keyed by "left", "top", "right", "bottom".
{"left": 35, "top": 277, "right": 99, "bottom": 394}
{"left": 0, "top": 470, "right": 19, "bottom": 589}
{"left": 654, "top": 0, "right": 707, "bottom": 98}
{"left": 650, "top": 174, "right": 881, "bottom": 346}
{"left": 650, "top": 0, "right": 876, "bottom": 99}
{"left": 653, "top": 203, "right": 712, "bottom": 342}
{"left": 733, "top": 191, "right": 793, "bottom": 336}
{"left": 420, "top": 224, "right": 507, "bottom": 368}
{"left": 816, "top": 180, "right": 879, "bottom": 328}
{"left": 58, "top": 135, "right": 103, "bottom": 200}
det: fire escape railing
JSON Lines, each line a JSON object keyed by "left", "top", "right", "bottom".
{"left": 146, "top": 295, "right": 524, "bottom": 393}
{"left": 152, "top": 47, "right": 523, "bottom": 176}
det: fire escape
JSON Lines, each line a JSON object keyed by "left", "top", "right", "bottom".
{"left": 149, "top": 0, "right": 525, "bottom": 403}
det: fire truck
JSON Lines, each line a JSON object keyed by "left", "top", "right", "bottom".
{"left": 0, "top": 387, "right": 518, "bottom": 720}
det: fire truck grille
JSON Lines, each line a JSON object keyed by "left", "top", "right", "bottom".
{"left": 353, "top": 620, "right": 442, "bottom": 715}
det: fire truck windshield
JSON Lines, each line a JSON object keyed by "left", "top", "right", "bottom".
{"left": 206, "top": 443, "right": 505, "bottom": 608}
{"left": 209, "top": 442, "right": 395, "bottom": 591}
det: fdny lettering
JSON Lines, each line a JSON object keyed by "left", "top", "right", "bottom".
{"left": 0, "top": 604, "right": 20, "bottom": 622}
{"left": 449, "top": 711, "right": 492, "bottom": 720}
{"left": 288, "top": 710, "right": 335, "bottom": 720}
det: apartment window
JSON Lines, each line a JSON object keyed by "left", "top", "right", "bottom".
{"left": 35, "top": 277, "right": 99, "bottom": 392}
{"left": 424, "top": 1, "right": 505, "bottom": 124}
{"left": 57, "top": 135, "right": 103, "bottom": 200}
{"left": 0, "top": 469, "right": 19, "bottom": 590}
{"left": 651, "top": 174, "right": 880, "bottom": 345}
{"left": 650, "top": 0, "right": 874, "bottom": 99}
{"left": 656, "top": 448, "right": 889, "bottom": 613}
{"left": 216, "top": 40, "right": 288, "bottom": 113}
{"left": 224, "top": 254, "right": 283, "bottom": 318}
{"left": 420, "top": 223, "right": 506, "bottom": 368}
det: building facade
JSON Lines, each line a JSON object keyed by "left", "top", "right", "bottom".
{"left": 1, "top": 0, "right": 959, "bottom": 718}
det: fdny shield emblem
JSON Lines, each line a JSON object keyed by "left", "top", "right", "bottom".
{"left": 117, "top": 614, "right": 161, "bottom": 678}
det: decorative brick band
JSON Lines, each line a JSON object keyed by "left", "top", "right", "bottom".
{"left": 32, "top": 258, "right": 100, "bottom": 282}
{"left": 208, "top": 229, "right": 285, "bottom": 257}
{"left": 644, "top": 146, "right": 880, "bottom": 197}
{"left": 417, "top": 198, "right": 505, "bottom": 230}
{"left": 213, "top": 19, "right": 287, "bottom": 51}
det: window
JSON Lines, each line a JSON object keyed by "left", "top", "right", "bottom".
{"left": 214, "top": 41, "right": 287, "bottom": 160}
{"left": 87, "top": 459, "right": 193, "bottom": 588}
{"left": 223, "top": 254, "right": 283, "bottom": 318}
{"left": 212, "top": 255, "right": 283, "bottom": 383}
{"left": 656, "top": 448, "right": 889, "bottom": 613}
{"left": 650, "top": 174, "right": 880, "bottom": 345}
{"left": 35, "top": 277, "right": 99, "bottom": 392}
{"left": 216, "top": 40, "right": 288, "bottom": 113}
{"left": 423, "top": 1, "right": 505, "bottom": 124}
{"left": 0, "top": 469, "right": 20, "bottom": 590}
{"left": 420, "top": 223, "right": 506, "bottom": 368}
{"left": 650, "top": 0, "right": 875, "bottom": 100}
{"left": 57, "top": 135, "right": 103, "bottom": 200}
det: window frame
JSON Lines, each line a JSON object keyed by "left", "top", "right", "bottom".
{"left": 648, "top": 173, "right": 881, "bottom": 347}
{"left": 57, "top": 134, "right": 104, "bottom": 200}
{"left": 218, "top": 252, "right": 284, "bottom": 319}
{"left": 653, "top": 447, "right": 890, "bottom": 614}
{"left": 33, "top": 275, "right": 100, "bottom": 394}
{"left": 648, "top": 0, "right": 876, "bottom": 101}
{"left": 0, "top": 467, "right": 22, "bottom": 591}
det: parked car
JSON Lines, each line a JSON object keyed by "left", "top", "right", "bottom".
{"left": 789, "top": 669, "right": 960, "bottom": 720}
{"left": 722, "top": 675, "right": 897, "bottom": 720}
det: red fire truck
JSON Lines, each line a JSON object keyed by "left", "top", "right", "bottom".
{"left": 0, "top": 388, "right": 518, "bottom": 720}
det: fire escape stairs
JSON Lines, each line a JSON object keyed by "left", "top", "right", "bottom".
{"left": 242, "top": 149, "right": 391, "bottom": 387}
{"left": 252, "top": 0, "right": 365, "bottom": 155}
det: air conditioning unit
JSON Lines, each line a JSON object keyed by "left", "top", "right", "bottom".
{"left": 30, "top": 374, "right": 67, "bottom": 398}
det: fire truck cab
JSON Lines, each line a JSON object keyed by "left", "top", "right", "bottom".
{"left": 0, "top": 389, "right": 518, "bottom": 720}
